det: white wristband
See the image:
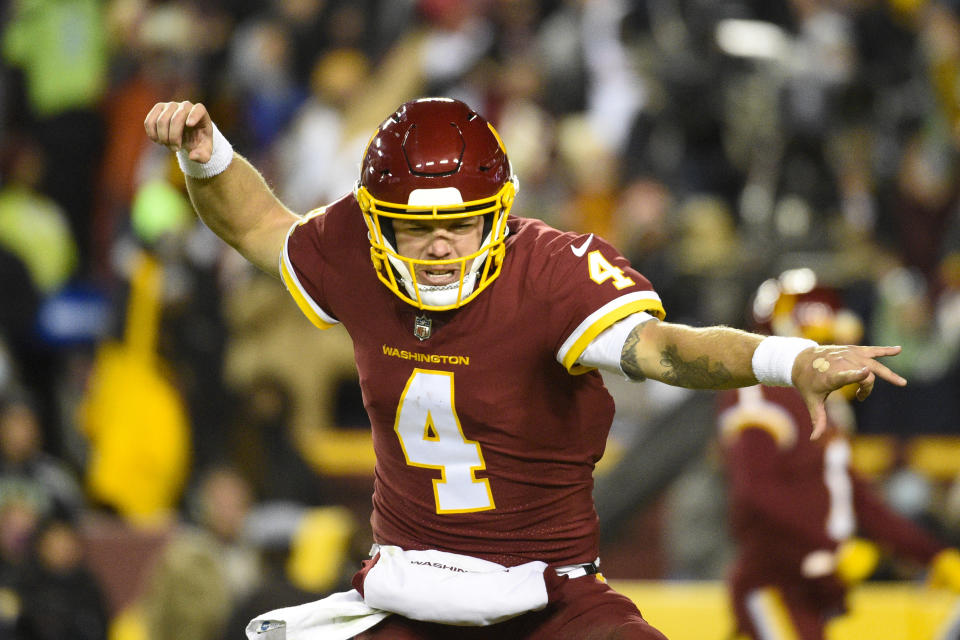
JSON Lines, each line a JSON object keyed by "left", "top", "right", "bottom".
{"left": 751, "top": 336, "right": 817, "bottom": 386}
{"left": 176, "top": 122, "right": 233, "bottom": 179}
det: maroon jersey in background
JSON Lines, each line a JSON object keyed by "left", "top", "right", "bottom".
{"left": 280, "top": 193, "right": 665, "bottom": 568}
{"left": 717, "top": 385, "right": 945, "bottom": 638}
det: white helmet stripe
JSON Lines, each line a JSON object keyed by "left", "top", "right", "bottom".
{"left": 408, "top": 187, "right": 464, "bottom": 206}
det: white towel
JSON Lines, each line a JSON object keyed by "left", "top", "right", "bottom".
{"left": 246, "top": 546, "right": 553, "bottom": 639}
{"left": 362, "top": 546, "right": 550, "bottom": 626}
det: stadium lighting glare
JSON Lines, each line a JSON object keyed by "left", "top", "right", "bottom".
{"left": 715, "top": 19, "right": 790, "bottom": 61}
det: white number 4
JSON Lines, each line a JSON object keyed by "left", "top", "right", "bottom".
{"left": 394, "top": 370, "right": 495, "bottom": 513}
{"left": 588, "top": 251, "right": 635, "bottom": 289}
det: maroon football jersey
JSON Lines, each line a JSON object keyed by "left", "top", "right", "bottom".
{"left": 716, "top": 385, "right": 944, "bottom": 599}
{"left": 280, "top": 194, "right": 664, "bottom": 567}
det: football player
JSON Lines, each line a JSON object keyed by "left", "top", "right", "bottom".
{"left": 145, "top": 98, "right": 907, "bottom": 640}
{"left": 717, "top": 270, "right": 960, "bottom": 640}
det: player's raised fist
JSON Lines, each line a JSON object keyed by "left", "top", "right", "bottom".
{"left": 144, "top": 101, "right": 213, "bottom": 163}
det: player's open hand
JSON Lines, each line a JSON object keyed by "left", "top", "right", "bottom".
{"left": 144, "top": 101, "right": 213, "bottom": 163}
{"left": 792, "top": 345, "right": 906, "bottom": 440}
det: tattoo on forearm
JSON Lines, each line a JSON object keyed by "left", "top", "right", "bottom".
{"left": 620, "top": 324, "right": 646, "bottom": 380}
{"left": 658, "top": 344, "right": 733, "bottom": 388}
{"left": 620, "top": 322, "right": 737, "bottom": 387}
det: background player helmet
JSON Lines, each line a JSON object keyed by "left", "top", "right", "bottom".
{"left": 355, "top": 97, "right": 517, "bottom": 311}
{"left": 751, "top": 268, "right": 864, "bottom": 345}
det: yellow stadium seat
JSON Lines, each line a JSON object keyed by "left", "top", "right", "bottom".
{"left": 849, "top": 435, "right": 899, "bottom": 479}
{"left": 906, "top": 436, "right": 960, "bottom": 481}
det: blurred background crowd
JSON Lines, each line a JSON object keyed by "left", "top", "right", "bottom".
{"left": 1, "top": 0, "right": 960, "bottom": 638}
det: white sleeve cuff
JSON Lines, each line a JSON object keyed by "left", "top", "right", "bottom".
{"left": 577, "top": 312, "right": 655, "bottom": 378}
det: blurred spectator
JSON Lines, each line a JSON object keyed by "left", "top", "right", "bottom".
{"left": 273, "top": 47, "right": 371, "bottom": 212}
{"left": 123, "top": 174, "right": 234, "bottom": 474}
{"left": 580, "top": 0, "right": 645, "bottom": 155}
{"left": 0, "top": 394, "right": 84, "bottom": 522}
{"left": 887, "top": 125, "right": 959, "bottom": 285}
{"left": 221, "top": 505, "right": 360, "bottom": 640}
{"left": 227, "top": 15, "right": 308, "bottom": 153}
{"left": 0, "top": 137, "right": 78, "bottom": 295}
{"left": 0, "top": 498, "right": 41, "bottom": 636}
{"left": 667, "top": 194, "right": 755, "bottom": 326}
{"left": 219, "top": 536, "right": 315, "bottom": 640}
{"left": 857, "top": 255, "right": 960, "bottom": 436}
{"left": 221, "top": 269, "right": 372, "bottom": 479}
{"left": 872, "top": 261, "right": 960, "bottom": 384}
{"left": 0, "top": 248, "right": 39, "bottom": 391}
{"left": 91, "top": 38, "right": 183, "bottom": 280}
{"left": 554, "top": 113, "right": 621, "bottom": 240}
{"left": 2, "top": 0, "right": 108, "bottom": 276}
{"left": 15, "top": 516, "right": 109, "bottom": 640}
{"left": 0, "top": 137, "right": 81, "bottom": 449}
{"left": 227, "top": 376, "right": 321, "bottom": 505}
{"left": 415, "top": 0, "right": 496, "bottom": 100}
{"left": 531, "top": 0, "right": 588, "bottom": 116}
{"left": 187, "top": 465, "right": 261, "bottom": 600}
{"left": 274, "top": 0, "right": 380, "bottom": 80}
{"left": 141, "top": 527, "right": 232, "bottom": 640}
{"left": 140, "top": 465, "right": 261, "bottom": 640}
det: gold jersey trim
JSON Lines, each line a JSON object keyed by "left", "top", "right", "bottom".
{"left": 559, "top": 293, "right": 666, "bottom": 374}
{"left": 279, "top": 208, "right": 339, "bottom": 330}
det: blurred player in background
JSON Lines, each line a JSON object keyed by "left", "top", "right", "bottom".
{"left": 717, "top": 268, "right": 960, "bottom": 640}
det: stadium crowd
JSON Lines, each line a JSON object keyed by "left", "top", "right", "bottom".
{"left": 1, "top": 0, "right": 960, "bottom": 638}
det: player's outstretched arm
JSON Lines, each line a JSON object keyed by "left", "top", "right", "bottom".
{"left": 621, "top": 319, "right": 907, "bottom": 438}
{"left": 144, "top": 101, "right": 298, "bottom": 276}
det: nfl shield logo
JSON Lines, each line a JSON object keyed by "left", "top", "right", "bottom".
{"left": 414, "top": 315, "right": 432, "bottom": 341}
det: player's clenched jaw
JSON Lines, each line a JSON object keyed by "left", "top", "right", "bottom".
{"left": 393, "top": 216, "right": 484, "bottom": 287}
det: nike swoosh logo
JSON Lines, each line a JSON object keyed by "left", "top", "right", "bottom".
{"left": 570, "top": 234, "right": 594, "bottom": 257}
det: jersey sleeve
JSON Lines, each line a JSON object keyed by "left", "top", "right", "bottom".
{"left": 279, "top": 206, "right": 341, "bottom": 330}
{"left": 852, "top": 474, "right": 946, "bottom": 563}
{"left": 576, "top": 311, "right": 656, "bottom": 377}
{"left": 537, "top": 231, "right": 665, "bottom": 374}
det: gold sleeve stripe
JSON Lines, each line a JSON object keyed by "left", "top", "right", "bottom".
{"left": 279, "top": 213, "right": 339, "bottom": 331}
{"left": 745, "top": 587, "right": 801, "bottom": 640}
{"left": 718, "top": 386, "right": 797, "bottom": 449}
{"left": 559, "top": 291, "right": 666, "bottom": 374}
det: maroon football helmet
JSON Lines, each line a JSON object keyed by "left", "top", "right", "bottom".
{"left": 355, "top": 98, "right": 517, "bottom": 310}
